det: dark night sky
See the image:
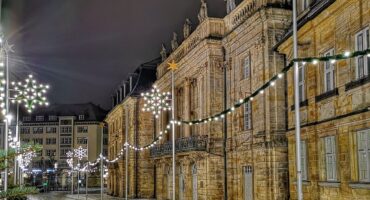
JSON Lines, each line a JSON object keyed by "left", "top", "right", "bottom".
{"left": 1, "top": 0, "right": 230, "bottom": 109}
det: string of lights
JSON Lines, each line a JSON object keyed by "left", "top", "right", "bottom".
{"left": 85, "top": 48, "right": 370, "bottom": 165}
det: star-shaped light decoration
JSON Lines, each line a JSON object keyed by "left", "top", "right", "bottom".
{"left": 11, "top": 74, "right": 49, "bottom": 113}
{"left": 141, "top": 85, "right": 171, "bottom": 118}
{"left": 167, "top": 60, "right": 178, "bottom": 71}
{"left": 74, "top": 146, "right": 88, "bottom": 161}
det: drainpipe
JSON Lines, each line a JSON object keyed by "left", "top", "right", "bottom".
{"left": 222, "top": 47, "right": 228, "bottom": 200}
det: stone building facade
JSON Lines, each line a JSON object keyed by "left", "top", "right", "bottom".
{"left": 276, "top": 0, "right": 370, "bottom": 199}
{"left": 222, "top": 1, "right": 291, "bottom": 199}
{"left": 106, "top": 0, "right": 370, "bottom": 199}
{"left": 105, "top": 58, "right": 160, "bottom": 198}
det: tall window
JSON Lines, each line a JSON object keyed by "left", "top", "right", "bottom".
{"left": 243, "top": 56, "right": 251, "bottom": 79}
{"left": 244, "top": 101, "right": 251, "bottom": 130}
{"left": 357, "top": 129, "right": 370, "bottom": 182}
{"left": 355, "top": 27, "right": 369, "bottom": 79}
{"left": 324, "top": 136, "right": 337, "bottom": 181}
{"left": 244, "top": 165, "right": 253, "bottom": 200}
{"left": 45, "top": 149, "right": 56, "bottom": 157}
{"left": 324, "top": 49, "right": 335, "bottom": 92}
{"left": 298, "top": 64, "right": 305, "bottom": 102}
{"left": 301, "top": 141, "right": 308, "bottom": 180}
{"left": 192, "top": 164, "right": 198, "bottom": 200}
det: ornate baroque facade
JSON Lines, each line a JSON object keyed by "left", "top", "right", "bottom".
{"left": 106, "top": 0, "right": 370, "bottom": 199}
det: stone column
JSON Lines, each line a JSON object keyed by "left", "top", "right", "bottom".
{"left": 184, "top": 78, "right": 192, "bottom": 137}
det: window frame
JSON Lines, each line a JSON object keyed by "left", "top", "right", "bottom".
{"left": 301, "top": 140, "right": 308, "bottom": 181}
{"left": 78, "top": 115, "right": 85, "bottom": 120}
{"left": 35, "top": 116, "right": 44, "bottom": 121}
{"left": 244, "top": 101, "right": 252, "bottom": 130}
{"left": 243, "top": 55, "right": 251, "bottom": 79}
{"left": 355, "top": 27, "right": 369, "bottom": 79}
{"left": 324, "top": 136, "right": 337, "bottom": 181}
{"left": 357, "top": 129, "right": 370, "bottom": 182}
{"left": 323, "top": 49, "right": 335, "bottom": 92}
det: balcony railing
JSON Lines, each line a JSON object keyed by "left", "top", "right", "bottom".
{"left": 150, "top": 136, "right": 208, "bottom": 157}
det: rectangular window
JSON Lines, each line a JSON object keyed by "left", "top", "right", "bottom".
{"left": 298, "top": 64, "right": 305, "bottom": 102}
{"left": 103, "top": 138, "right": 108, "bottom": 145}
{"left": 78, "top": 115, "right": 85, "bottom": 120}
{"left": 243, "top": 56, "right": 250, "bottom": 79}
{"left": 60, "top": 137, "right": 72, "bottom": 144}
{"left": 35, "top": 116, "right": 44, "bottom": 121}
{"left": 22, "top": 138, "right": 30, "bottom": 143}
{"left": 60, "top": 120, "right": 72, "bottom": 125}
{"left": 48, "top": 115, "right": 57, "bottom": 121}
{"left": 77, "top": 126, "right": 88, "bottom": 133}
{"left": 23, "top": 116, "right": 31, "bottom": 121}
{"left": 357, "top": 129, "right": 370, "bottom": 182}
{"left": 60, "top": 127, "right": 72, "bottom": 133}
{"left": 301, "top": 141, "right": 308, "bottom": 180}
{"left": 244, "top": 101, "right": 251, "bottom": 130}
{"left": 32, "top": 127, "right": 44, "bottom": 134}
{"left": 324, "top": 136, "right": 337, "bottom": 181}
{"left": 20, "top": 127, "right": 30, "bottom": 134}
{"left": 46, "top": 138, "right": 57, "bottom": 145}
{"left": 324, "top": 49, "right": 335, "bottom": 92}
{"left": 33, "top": 138, "right": 43, "bottom": 145}
{"left": 77, "top": 137, "right": 88, "bottom": 144}
{"left": 60, "top": 149, "right": 71, "bottom": 157}
{"left": 46, "top": 127, "right": 57, "bottom": 133}
{"left": 355, "top": 27, "right": 369, "bottom": 79}
{"left": 45, "top": 149, "right": 56, "bottom": 157}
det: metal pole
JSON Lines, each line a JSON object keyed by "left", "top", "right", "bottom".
{"left": 4, "top": 45, "right": 9, "bottom": 193}
{"left": 14, "top": 103, "right": 19, "bottom": 185}
{"left": 100, "top": 124, "right": 104, "bottom": 200}
{"left": 78, "top": 161, "right": 80, "bottom": 199}
{"left": 171, "top": 70, "right": 176, "bottom": 200}
{"left": 86, "top": 138, "right": 89, "bottom": 200}
{"left": 85, "top": 166, "right": 88, "bottom": 200}
{"left": 222, "top": 49, "right": 228, "bottom": 200}
{"left": 292, "top": 0, "right": 303, "bottom": 199}
{"left": 71, "top": 161, "right": 74, "bottom": 194}
{"left": 125, "top": 106, "right": 128, "bottom": 200}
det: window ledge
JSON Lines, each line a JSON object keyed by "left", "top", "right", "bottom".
{"left": 292, "top": 180, "right": 311, "bottom": 186}
{"left": 345, "top": 76, "right": 370, "bottom": 91}
{"left": 348, "top": 182, "right": 370, "bottom": 189}
{"left": 315, "top": 88, "right": 338, "bottom": 102}
{"left": 318, "top": 181, "right": 340, "bottom": 188}
{"left": 291, "top": 99, "right": 309, "bottom": 111}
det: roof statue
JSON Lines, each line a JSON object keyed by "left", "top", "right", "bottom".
{"left": 225, "top": 0, "right": 236, "bottom": 14}
{"left": 160, "top": 44, "right": 167, "bottom": 62}
{"left": 183, "top": 18, "right": 192, "bottom": 39}
{"left": 171, "top": 32, "right": 179, "bottom": 51}
{"left": 198, "top": 0, "right": 208, "bottom": 23}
